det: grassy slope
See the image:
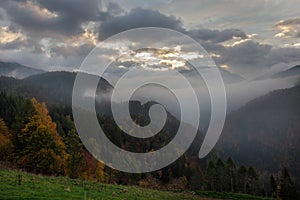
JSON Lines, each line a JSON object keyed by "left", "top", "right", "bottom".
{"left": 0, "top": 169, "right": 214, "bottom": 200}
{"left": 0, "top": 169, "right": 273, "bottom": 200}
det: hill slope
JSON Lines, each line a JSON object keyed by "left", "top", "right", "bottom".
{"left": 218, "top": 85, "right": 300, "bottom": 187}
{"left": 0, "top": 168, "right": 274, "bottom": 200}
{"left": 0, "top": 62, "right": 44, "bottom": 79}
{"left": 271, "top": 65, "right": 300, "bottom": 79}
{"left": 0, "top": 71, "right": 113, "bottom": 106}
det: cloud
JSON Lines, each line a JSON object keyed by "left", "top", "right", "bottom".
{"left": 0, "top": 0, "right": 106, "bottom": 37}
{"left": 0, "top": 0, "right": 112, "bottom": 60}
{"left": 0, "top": 26, "right": 26, "bottom": 49}
{"left": 274, "top": 17, "right": 300, "bottom": 39}
{"left": 0, "top": 0, "right": 299, "bottom": 79}
{"left": 188, "top": 28, "right": 247, "bottom": 43}
{"left": 98, "top": 7, "right": 184, "bottom": 40}
{"left": 213, "top": 40, "right": 300, "bottom": 78}
{"left": 98, "top": 6, "right": 250, "bottom": 44}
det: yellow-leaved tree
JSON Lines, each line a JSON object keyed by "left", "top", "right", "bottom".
{"left": 95, "top": 161, "right": 105, "bottom": 182}
{"left": 17, "top": 98, "right": 68, "bottom": 175}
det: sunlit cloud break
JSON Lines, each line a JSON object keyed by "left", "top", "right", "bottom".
{"left": 110, "top": 45, "right": 205, "bottom": 71}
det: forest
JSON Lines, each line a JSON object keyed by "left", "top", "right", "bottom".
{"left": 0, "top": 92, "right": 296, "bottom": 199}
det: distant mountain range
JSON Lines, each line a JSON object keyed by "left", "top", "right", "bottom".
{"left": 0, "top": 62, "right": 44, "bottom": 79}
{"left": 1, "top": 61, "right": 300, "bottom": 190}
{"left": 254, "top": 65, "right": 300, "bottom": 81}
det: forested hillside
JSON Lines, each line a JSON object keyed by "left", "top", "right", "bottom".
{"left": 218, "top": 86, "right": 300, "bottom": 198}
{"left": 0, "top": 91, "right": 296, "bottom": 199}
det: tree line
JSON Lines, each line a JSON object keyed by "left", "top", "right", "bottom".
{"left": 0, "top": 92, "right": 296, "bottom": 199}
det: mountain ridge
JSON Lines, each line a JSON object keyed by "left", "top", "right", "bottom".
{"left": 0, "top": 61, "right": 45, "bottom": 79}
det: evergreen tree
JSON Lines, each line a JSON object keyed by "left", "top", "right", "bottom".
{"left": 279, "top": 168, "right": 296, "bottom": 200}
{"left": 190, "top": 166, "right": 204, "bottom": 190}
{"left": 226, "top": 157, "right": 236, "bottom": 192}
{"left": 237, "top": 165, "right": 247, "bottom": 193}
{"left": 215, "top": 158, "right": 226, "bottom": 191}
{"left": 206, "top": 160, "right": 216, "bottom": 191}
{"left": 66, "top": 129, "right": 86, "bottom": 179}
{"left": 269, "top": 175, "right": 277, "bottom": 197}
{"left": 247, "top": 166, "right": 259, "bottom": 195}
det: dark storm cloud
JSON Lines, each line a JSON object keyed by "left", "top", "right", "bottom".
{"left": 106, "top": 2, "right": 125, "bottom": 16}
{"left": 37, "top": 0, "right": 103, "bottom": 21}
{"left": 0, "top": 0, "right": 299, "bottom": 78}
{"left": 219, "top": 41, "right": 272, "bottom": 66}
{"left": 98, "top": 7, "right": 185, "bottom": 40}
{"left": 212, "top": 40, "right": 300, "bottom": 77}
{"left": 0, "top": 0, "right": 107, "bottom": 37}
{"left": 188, "top": 28, "right": 248, "bottom": 43}
{"left": 50, "top": 43, "right": 95, "bottom": 57}
{"left": 0, "top": 0, "right": 249, "bottom": 48}
{"left": 98, "top": 6, "right": 250, "bottom": 46}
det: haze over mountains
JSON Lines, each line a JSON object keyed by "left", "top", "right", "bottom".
{"left": 1, "top": 60, "right": 300, "bottom": 194}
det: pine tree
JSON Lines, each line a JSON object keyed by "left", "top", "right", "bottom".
{"left": 237, "top": 165, "right": 247, "bottom": 193}
{"left": 269, "top": 175, "right": 277, "bottom": 197}
{"left": 66, "top": 129, "right": 86, "bottom": 179}
{"left": 206, "top": 160, "right": 216, "bottom": 191}
{"left": 247, "top": 166, "right": 259, "bottom": 195}
{"left": 279, "top": 168, "right": 296, "bottom": 200}
{"left": 215, "top": 158, "right": 225, "bottom": 191}
{"left": 226, "top": 157, "right": 236, "bottom": 192}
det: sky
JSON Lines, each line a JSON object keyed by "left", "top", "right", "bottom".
{"left": 0, "top": 0, "right": 299, "bottom": 79}
{"left": 0, "top": 0, "right": 300, "bottom": 119}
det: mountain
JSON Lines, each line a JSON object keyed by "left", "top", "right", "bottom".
{"left": 218, "top": 67, "right": 245, "bottom": 84}
{"left": 0, "top": 70, "right": 207, "bottom": 155}
{"left": 180, "top": 67, "right": 244, "bottom": 84}
{"left": 218, "top": 85, "right": 300, "bottom": 187}
{"left": 0, "top": 70, "right": 209, "bottom": 174}
{"left": 0, "top": 71, "right": 113, "bottom": 106}
{"left": 254, "top": 65, "right": 300, "bottom": 81}
{"left": 271, "top": 65, "right": 300, "bottom": 79}
{"left": 0, "top": 62, "right": 44, "bottom": 79}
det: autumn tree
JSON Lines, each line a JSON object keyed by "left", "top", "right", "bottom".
{"left": 17, "top": 98, "right": 67, "bottom": 175}
{"left": 0, "top": 118, "right": 13, "bottom": 161}
{"left": 95, "top": 161, "right": 105, "bottom": 182}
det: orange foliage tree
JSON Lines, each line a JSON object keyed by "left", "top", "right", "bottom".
{"left": 17, "top": 98, "right": 68, "bottom": 175}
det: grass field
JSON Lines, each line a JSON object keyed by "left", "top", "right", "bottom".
{"left": 0, "top": 169, "right": 274, "bottom": 200}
